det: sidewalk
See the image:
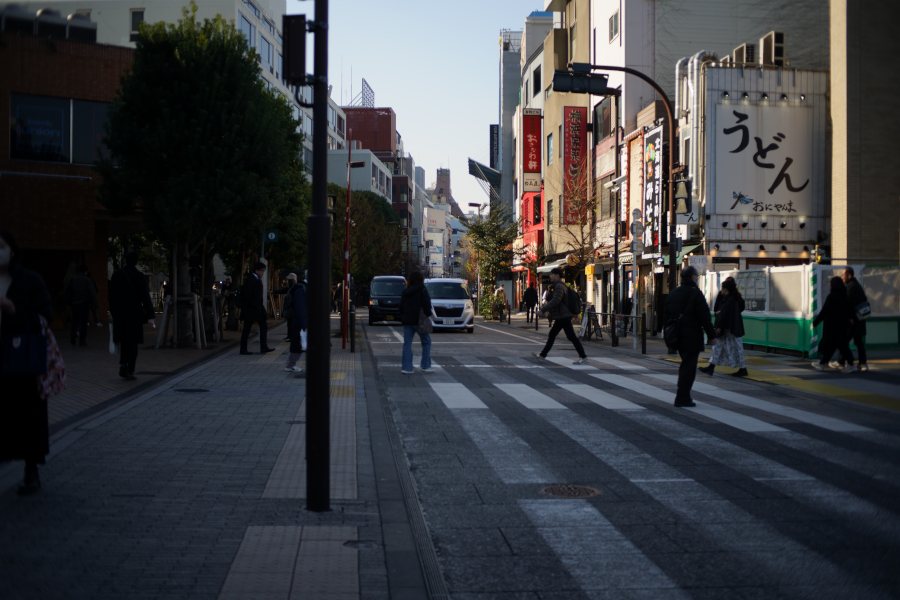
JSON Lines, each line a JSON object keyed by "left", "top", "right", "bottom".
{"left": 0, "top": 315, "right": 430, "bottom": 600}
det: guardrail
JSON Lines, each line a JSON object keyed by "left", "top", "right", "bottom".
{"left": 583, "top": 311, "right": 647, "bottom": 354}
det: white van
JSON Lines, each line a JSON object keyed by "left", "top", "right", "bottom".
{"left": 425, "top": 278, "right": 475, "bottom": 333}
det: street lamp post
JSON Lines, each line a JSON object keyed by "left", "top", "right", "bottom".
{"left": 341, "top": 131, "right": 366, "bottom": 350}
{"left": 468, "top": 202, "right": 484, "bottom": 306}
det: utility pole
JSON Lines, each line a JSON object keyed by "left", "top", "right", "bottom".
{"left": 342, "top": 128, "right": 352, "bottom": 350}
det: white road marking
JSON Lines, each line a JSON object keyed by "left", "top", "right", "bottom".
{"left": 589, "top": 357, "right": 647, "bottom": 370}
{"left": 454, "top": 413, "right": 558, "bottom": 484}
{"left": 474, "top": 323, "right": 541, "bottom": 343}
{"left": 428, "top": 382, "right": 487, "bottom": 409}
{"left": 559, "top": 384, "right": 644, "bottom": 410}
{"left": 387, "top": 326, "right": 404, "bottom": 342}
{"left": 493, "top": 383, "right": 567, "bottom": 410}
{"left": 648, "top": 374, "right": 873, "bottom": 433}
{"left": 544, "top": 356, "right": 595, "bottom": 370}
{"left": 593, "top": 374, "right": 786, "bottom": 433}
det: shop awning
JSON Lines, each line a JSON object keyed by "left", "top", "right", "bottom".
{"left": 537, "top": 258, "right": 567, "bottom": 273}
{"left": 662, "top": 244, "right": 702, "bottom": 265}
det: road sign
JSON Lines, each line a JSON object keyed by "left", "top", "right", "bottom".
{"left": 630, "top": 221, "right": 644, "bottom": 237}
{"left": 265, "top": 230, "right": 279, "bottom": 243}
{"left": 632, "top": 240, "right": 645, "bottom": 255}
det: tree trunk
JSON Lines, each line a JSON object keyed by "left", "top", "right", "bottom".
{"left": 176, "top": 240, "right": 193, "bottom": 346}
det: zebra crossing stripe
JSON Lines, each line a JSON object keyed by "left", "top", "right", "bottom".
{"left": 592, "top": 374, "right": 786, "bottom": 433}
{"left": 493, "top": 384, "right": 567, "bottom": 410}
{"left": 589, "top": 357, "right": 647, "bottom": 370}
{"left": 428, "top": 382, "right": 487, "bottom": 409}
{"left": 544, "top": 356, "right": 595, "bottom": 370}
{"left": 648, "top": 375, "right": 872, "bottom": 433}
{"left": 558, "top": 384, "right": 644, "bottom": 410}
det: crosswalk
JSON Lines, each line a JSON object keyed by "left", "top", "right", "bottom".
{"left": 378, "top": 351, "right": 898, "bottom": 597}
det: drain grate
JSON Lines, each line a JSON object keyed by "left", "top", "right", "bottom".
{"left": 174, "top": 388, "right": 210, "bottom": 393}
{"left": 540, "top": 485, "right": 601, "bottom": 498}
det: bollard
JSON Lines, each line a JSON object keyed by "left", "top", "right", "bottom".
{"left": 507, "top": 304, "right": 511, "bottom": 325}
{"left": 641, "top": 311, "right": 647, "bottom": 355}
{"left": 611, "top": 314, "right": 618, "bottom": 347}
{"left": 350, "top": 306, "right": 356, "bottom": 353}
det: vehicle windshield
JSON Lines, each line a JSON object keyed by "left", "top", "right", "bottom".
{"left": 371, "top": 280, "right": 406, "bottom": 296}
{"left": 426, "top": 281, "right": 470, "bottom": 300}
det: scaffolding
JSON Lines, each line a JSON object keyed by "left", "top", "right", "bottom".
{"left": 349, "top": 78, "right": 375, "bottom": 107}
{"left": 500, "top": 29, "right": 522, "bottom": 53}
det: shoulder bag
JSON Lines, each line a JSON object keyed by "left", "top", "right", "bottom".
{"left": 663, "top": 288, "right": 699, "bottom": 350}
{"left": 418, "top": 291, "right": 433, "bottom": 334}
{"left": 1, "top": 312, "right": 48, "bottom": 376}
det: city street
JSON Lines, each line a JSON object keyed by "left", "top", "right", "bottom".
{"left": 0, "top": 312, "right": 899, "bottom": 598}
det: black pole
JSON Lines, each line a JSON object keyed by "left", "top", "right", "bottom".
{"left": 306, "top": 0, "right": 331, "bottom": 513}
{"left": 641, "top": 311, "right": 647, "bottom": 355}
{"left": 612, "top": 95, "right": 620, "bottom": 348}
{"left": 583, "top": 64, "right": 677, "bottom": 292}
{"left": 350, "top": 306, "right": 355, "bottom": 353}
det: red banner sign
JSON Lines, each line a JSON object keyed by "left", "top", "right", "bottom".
{"left": 562, "top": 106, "right": 587, "bottom": 225}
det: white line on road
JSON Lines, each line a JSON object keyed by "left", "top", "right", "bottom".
{"left": 387, "top": 326, "right": 404, "bottom": 342}
{"left": 593, "top": 374, "right": 786, "bottom": 433}
{"left": 493, "top": 383, "right": 567, "bottom": 410}
{"left": 589, "top": 357, "right": 647, "bottom": 371}
{"left": 475, "top": 323, "right": 542, "bottom": 343}
{"left": 428, "top": 382, "right": 488, "bottom": 409}
{"left": 559, "top": 384, "right": 644, "bottom": 410}
{"left": 647, "top": 374, "right": 873, "bottom": 433}
{"left": 544, "top": 356, "right": 595, "bottom": 370}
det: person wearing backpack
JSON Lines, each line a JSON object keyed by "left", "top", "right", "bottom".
{"left": 664, "top": 266, "right": 717, "bottom": 407}
{"left": 532, "top": 267, "right": 588, "bottom": 364}
{"left": 282, "top": 273, "right": 307, "bottom": 373}
{"left": 836, "top": 267, "right": 869, "bottom": 372}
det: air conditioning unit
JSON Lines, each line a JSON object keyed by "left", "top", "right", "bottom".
{"left": 36, "top": 8, "right": 67, "bottom": 39}
{"left": 759, "top": 31, "right": 786, "bottom": 67}
{"left": 733, "top": 43, "right": 756, "bottom": 64}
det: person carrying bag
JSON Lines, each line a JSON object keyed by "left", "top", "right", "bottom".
{"left": 699, "top": 278, "right": 748, "bottom": 377}
{"left": 399, "top": 271, "right": 433, "bottom": 374}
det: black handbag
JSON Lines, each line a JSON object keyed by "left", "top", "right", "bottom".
{"left": 664, "top": 288, "right": 698, "bottom": 349}
{"left": 1, "top": 315, "right": 48, "bottom": 376}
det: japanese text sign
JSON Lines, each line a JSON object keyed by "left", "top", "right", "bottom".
{"left": 523, "top": 110, "right": 542, "bottom": 195}
{"left": 562, "top": 106, "right": 587, "bottom": 225}
{"left": 715, "top": 105, "right": 813, "bottom": 215}
{"left": 643, "top": 125, "right": 663, "bottom": 251}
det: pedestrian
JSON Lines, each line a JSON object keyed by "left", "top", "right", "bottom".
{"left": 699, "top": 278, "right": 747, "bottom": 377}
{"left": 523, "top": 283, "right": 538, "bottom": 323}
{"left": 837, "top": 267, "right": 868, "bottom": 372}
{"left": 240, "top": 261, "right": 274, "bottom": 355}
{"left": 713, "top": 276, "right": 745, "bottom": 313}
{"left": 532, "top": 268, "right": 589, "bottom": 364}
{"left": 0, "top": 229, "right": 54, "bottom": 494}
{"left": 64, "top": 264, "right": 98, "bottom": 346}
{"left": 331, "top": 284, "right": 338, "bottom": 313}
{"left": 108, "top": 251, "right": 156, "bottom": 380}
{"left": 85, "top": 268, "right": 103, "bottom": 328}
{"left": 283, "top": 273, "right": 307, "bottom": 374}
{"left": 664, "top": 266, "right": 717, "bottom": 407}
{"left": 494, "top": 283, "right": 507, "bottom": 321}
{"left": 812, "top": 276, "right": 856, "bottom": 372}
{"left": 400, "top": 271, "right": 433, "bottom": 374}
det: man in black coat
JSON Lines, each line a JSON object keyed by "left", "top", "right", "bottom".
{"left": 838, "top": 267, "right": 868, "bottom": 372}
{"left": 523, "top": 284, "right": 538, "bottom": 323}
{"left": 664, "top": 266, "right": 717, "bottom": 407}
{"left": 240, "top": 261, "right": 274, "bottom": 355}
{"left": 109, "top": 251, "right": 156, "bottom": 380}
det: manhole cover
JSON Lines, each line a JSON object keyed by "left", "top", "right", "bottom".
{"left": 540, "top": 485, "right": 601, "bottom": 498}
{"left": 174, "top": 388, "right": 210, "bottom": 393}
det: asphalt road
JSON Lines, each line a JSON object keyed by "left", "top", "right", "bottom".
{"left": 366, "top": 317, "right": 900, "bottom": 599}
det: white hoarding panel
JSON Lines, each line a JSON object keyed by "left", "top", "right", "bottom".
{"left": 714, "top": 105, "right": 813, "bottom": 216}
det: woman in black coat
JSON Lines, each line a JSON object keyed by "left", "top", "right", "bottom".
{"left": 0, "top": 229, "right": 54, "bottom": 494}
{"left": 109, "top": 251, "right": 156, "bottom": 379}
{"left": 700, "top": 278, "right": 747, "bottom": 377}
{"left": 399, "top": 271, "right": 433, "bottom": 374}
{"left": 812, "top": 276, "right": 855, "bottom": 372}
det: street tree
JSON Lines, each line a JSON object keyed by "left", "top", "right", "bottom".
{"left": 553, "top": 150, "right": 606, "bottom": 274}
{"left": 97, "top": 2, "right": 304, "bottom": 343}
{"left": 464, "top": 199, "right": 519, "bottom": 286}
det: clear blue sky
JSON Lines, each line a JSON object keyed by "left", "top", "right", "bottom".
{"left": 288, "top": 0, "right": 545, "bottom": 209}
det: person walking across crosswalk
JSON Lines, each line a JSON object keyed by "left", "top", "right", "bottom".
{"left": 665, "top": 266, "right": 717, "bottom": 407}
{"left": 532, "top": 267, "right": 588, "bottom": 365}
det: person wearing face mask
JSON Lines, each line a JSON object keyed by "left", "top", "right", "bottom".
{"left": 0, "top": 229, "right": 54, "bottom": 495}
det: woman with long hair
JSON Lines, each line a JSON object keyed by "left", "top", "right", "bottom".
{"left": 399, "top": 271, "right": 433, "bottom": 374}
{"left": 812, "top": 276, "right": 856, "bottom": 372}
{"left": 699, "top": 278, "right": 747, "bottom": 377}
{"left": 0, "top": 229, "right": 54, "bottom": 494}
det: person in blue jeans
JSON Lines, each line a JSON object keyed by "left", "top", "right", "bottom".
{"left": 400, "top": 271, "right": 433, "bottom": 374}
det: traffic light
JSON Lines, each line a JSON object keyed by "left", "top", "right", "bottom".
{"left": 674, "top": 179, "right": 693, "bottom": 214}
{"left": 675, "top": 236, "right": 683, "bottom": 253}
{"left": 553, "top": 68, "right": 618, "bottom": 96}
{"left": 282, "top": 15, "right": 307, "bottom": 86}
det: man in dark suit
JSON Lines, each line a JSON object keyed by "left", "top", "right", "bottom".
{"left": 240, "top": 262, "right": 274, "bottom": 355}
{"left": 109, "top": 251, "right": 156, "bottom": 380}
{"left": 664, "top": 266, "right": 717, "bottom": 407}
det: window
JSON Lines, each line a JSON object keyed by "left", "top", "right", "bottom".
{"left": 533, "top": 66, "right": 541, "bottom": 98}
{"left": 263, "top": 20, "right": 274, "bottom": 35}
{"left": 73, "top": 100, "right": 110, "bottom": 164}
{"left": 547, "top": 133, "right": 553, "bottom": 165}
{"left": 336, "top": 115, "right": 345, "bottom": 138}
{"left": 547, "top": 199, "right": 553, "bottom": 225}
{"left": 558, "top": 125, "right": 562, "bottom": 157}
{"left": 570, "top": 21, "right": 577, "bottom": 57}
{"left": 238, "top": 13, "right": 255, "bottom": 48}
{"left": 259, "top": 34, "right": 274, "bottom": 71}
{"left": 243, "top": 0, "right": 260, "bottom": 18}
{"left": 276, "top": 52, "right": 283, "bottom": 81}
{"left": 130, "top": 9, "right": 144, "bottom": 42}
{"left": 599, "top": 174, "right": 615, "bottom": 219}
{"left": 10, "top": 94, "right": 70, "bottom": 163}
{"left": 609, "top": 10, "right": 619, "bottom": 43}
{"left": 594, "top": 96, "right": 615, "bottom": 141}
{"left": 304, "top": 114, "right": 313, "bottom": 138}
{"left": 534, "top": 196, "right": 542, "bottom": 224}
{"left": 525, "top": 79, "right": 530, "bottom": 101}
{"left": 372, "top": 163, "right": 378, "bottom": 181}
{"left": 303, "top": 147, "right": 313, "bottom": 171}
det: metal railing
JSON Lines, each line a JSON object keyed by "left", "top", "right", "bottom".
{"left": 584, "top": 311, "right": 647, "bottom": 354}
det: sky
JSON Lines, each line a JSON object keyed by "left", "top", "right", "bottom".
{"left": 288, "top": 0, "right": 547, "bottom": 211}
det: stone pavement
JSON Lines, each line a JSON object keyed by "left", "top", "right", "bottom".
{"left": 0, "top": 314, "right": 430, "bottom": 600}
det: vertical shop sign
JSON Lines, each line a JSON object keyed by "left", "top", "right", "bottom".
{"left": 642, "top": 125, "right": 663, "bottom": 252}
{"left": 490, "top": 124, "right": 499, "bottom": 169}
{"left": 522, "top": 109, "right": 542, "bottom": 192}
{"left": 562, "top": 106, "right": 588, "bottom": 225}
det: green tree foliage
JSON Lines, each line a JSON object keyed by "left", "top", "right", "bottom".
{"left": 328, "top": 183, "right": 402, "bottom": 285}
{"left": 97, "top": 3, "right": 304, "bottom": 300}
{"left": 463, "top": 199, "right": 519, "bottom": 284}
